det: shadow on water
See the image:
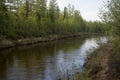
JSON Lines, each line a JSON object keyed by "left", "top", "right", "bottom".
{"left": 0, "top": 36, "right": 108, "bottom": 80}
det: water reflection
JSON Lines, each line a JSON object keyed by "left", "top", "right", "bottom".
{"left": 0, "top": 37, "right": 108, "bottom": 80}
{"left": 0, "top": 55, "right": 7, "bottom": 80}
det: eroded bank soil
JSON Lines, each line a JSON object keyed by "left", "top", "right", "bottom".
{"left": 85, "top": 39, "right": 120, "bottom": 80}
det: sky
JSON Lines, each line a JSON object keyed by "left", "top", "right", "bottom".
{"left": 49, "top": 0, "right": 106, "bottom": 21}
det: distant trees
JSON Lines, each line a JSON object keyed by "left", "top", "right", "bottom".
{"left": 35, "top": 0, "right": 47, "bottom": 20}
{"left": 85, "top": 21, "right": 105, "bottom": 34}
{"left": 49, "top": 0, "right": 57, "bottom": 23}
{"left": 63, "top": 7, "right": 68, "bottom": 20}
{"left": 0, "top": 0, "right": 105, "bottom": 39}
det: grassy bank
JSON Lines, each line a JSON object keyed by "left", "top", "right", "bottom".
{"left": 85, "top": 37, "right": 120, "bottom": 80}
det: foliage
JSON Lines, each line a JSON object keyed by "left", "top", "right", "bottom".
{"left": 0, "top": 0, "right": 105, "bottom": 39}
{"left": 99, "top": 0, "right": 120, "bottom": 36}
{"left": 85, "top": 21, "right": 105, "bottom": 34}
{"left": 0, "top": 0, "right": 9, "bottom": 36}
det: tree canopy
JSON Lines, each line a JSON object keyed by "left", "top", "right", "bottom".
{"left": 100, "top": 0, "right": 120, "bottom": 36}
{"left": 0, "top": 0, "right": 105, "bottom": 39}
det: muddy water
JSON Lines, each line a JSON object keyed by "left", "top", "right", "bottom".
{"left": 0, "top": 37, "right": 108, "bottom": 80}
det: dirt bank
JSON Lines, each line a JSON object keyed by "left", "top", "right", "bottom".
{"left": 85, "top": 38, "right": 120, "bottom": 80}
{"left": 0, "top": 34, "right": 84, "bottom": 50}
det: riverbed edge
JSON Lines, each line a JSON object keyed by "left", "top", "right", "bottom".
{"left": 84, "top": 37, "right": 120, "bottom": 80}
{"left": 0, "top": 33, "right": 87, "bottom": 50}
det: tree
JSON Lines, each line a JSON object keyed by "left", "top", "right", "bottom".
{"left": 63, "top": 7, "right": 68, "bottom": 20}
{"left": 68, "top": 4, "right": 74, "bottom": 17}
{"left": 100, "top": 0, "right": 120, "bottom": 35}
{"left": 0, "top": 0, "right": 99, "bottom": 39}
{"left": 0, "top": 0, "right": 8, "bottom": 36}
{"left": 34, "top": 0, "right": 47, "bottom": 21}
{"left": 73, "top": 10, "right": 86, "bottom": 32}
{"left": 48, "top": 0, "right": 57, "bottom": 23}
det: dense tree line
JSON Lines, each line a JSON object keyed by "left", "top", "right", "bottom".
{"left": 85, "top": 21, "right": 105, "bottom": 34}
{"left": 0, "top": 0, "right": 105, "bottom": 39}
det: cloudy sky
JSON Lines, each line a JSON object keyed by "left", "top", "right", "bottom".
{"left": 48, "top": 0, "right": 106, "bottom": 21}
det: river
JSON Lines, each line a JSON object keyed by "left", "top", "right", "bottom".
{"left": 0, "top": 36, "right": 108, "bottom": 80}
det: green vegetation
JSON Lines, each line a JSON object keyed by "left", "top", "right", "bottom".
{"left": 109, "top": 38, "right": 120, "bottom": 80}
{"left": 84, "top": 0, "right": 120, "bottom": 79}
{"left": 85, "top": 21, "right": 105, "bottom": 34}
{"left": 99, "top": 0, "right": 120, "bottom": 36}
{"left": 0, "top": 0, "right": 120, "bottom": 79}
{"left": 0, "top": 0, "right": 105, "bottom": 40}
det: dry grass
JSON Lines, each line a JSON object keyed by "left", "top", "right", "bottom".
{"left": 85, "top": 37, "right": 120, "bottom": 80}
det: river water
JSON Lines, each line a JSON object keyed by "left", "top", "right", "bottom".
{"left": 0, "top": 36, "right": 108, "bottom": 80}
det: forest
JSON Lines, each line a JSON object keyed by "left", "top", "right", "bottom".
{"left": 0, "top": 0, "right": 105, "bottom": 40}
{"left": 0, "top": 0, "right": 120, "bottom": 80}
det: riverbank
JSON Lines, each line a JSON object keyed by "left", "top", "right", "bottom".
{"left": 0, "top": 33, "right": 85, "bottom": 50}
{"left": 85, "top": 37, "right": 120, "bottom": 80}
